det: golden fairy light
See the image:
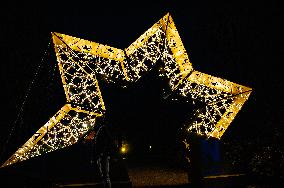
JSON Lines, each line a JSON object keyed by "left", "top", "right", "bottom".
{"left": 1, "top": 13, "right": 252, "bottom": 168}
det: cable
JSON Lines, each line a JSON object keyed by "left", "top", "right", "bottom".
{"left": 0, "top": 40, "right": 52, "bottom": 161}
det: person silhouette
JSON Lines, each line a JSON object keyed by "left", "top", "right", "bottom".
{"left": 177, "top": 128, "right": 204, "bottom": 188}
{"left": 90, "top": 118, "right": 115, "bottom": 188}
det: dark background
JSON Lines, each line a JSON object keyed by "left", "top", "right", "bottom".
{"left": 0, "top": 1, "right": 282, "bottom": 182}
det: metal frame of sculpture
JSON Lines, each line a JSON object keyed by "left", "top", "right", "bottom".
{"left": 1, "top": 13, "right": 252, "bottom": 168}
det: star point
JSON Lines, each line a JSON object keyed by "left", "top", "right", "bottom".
{"left": 1, "top": 13, "right": 252, "bottom": 168}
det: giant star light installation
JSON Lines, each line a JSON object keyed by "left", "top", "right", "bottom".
{"left": 1, "top": 13, "right": 252, "bottom": 167}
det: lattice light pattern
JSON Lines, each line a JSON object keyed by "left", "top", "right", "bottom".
{"left": 178, "top": 71, "right": 251, "bottom": 138}
{"left": 1, "top": 13, "right": 252, "bottom": 168}
{"left": 2, "top": 105, "right": 99, "bottom": 167}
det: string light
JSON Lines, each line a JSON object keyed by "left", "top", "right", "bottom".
{"left": 1, "top": 13, "right": 252, "bottom": 168}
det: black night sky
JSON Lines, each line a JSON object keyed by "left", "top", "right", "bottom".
{"left": 0, "top": 1, "right": 282, "bottom": 184}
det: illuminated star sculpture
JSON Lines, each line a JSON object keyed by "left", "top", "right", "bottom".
{"left": 1, "top": 13, "right": 252, "bottom": 168}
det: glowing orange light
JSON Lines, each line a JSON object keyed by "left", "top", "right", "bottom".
{"left": 121, "top": 147, "right": 126, "bottom": 153}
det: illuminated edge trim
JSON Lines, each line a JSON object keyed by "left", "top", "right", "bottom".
{"left": 1, "top": 104, "right": 71, "bottom": 167}
{"left": 187, "top": 71, "right": 252, "bottom": 139}
{"left": 52, "top": 33, "right": 106, "bottom": 112}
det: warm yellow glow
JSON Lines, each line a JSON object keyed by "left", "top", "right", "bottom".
{"left": 121, "top": 147, "right": 127, "bottom": 153}
{"left": 1, "top": 13, "right": 252, "bottom": 168}
{"left": 120, "top": 143, "right": 128, "bottom": 154}
{"left": 1, "top": 105, "right": 99, "bottom": 167}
